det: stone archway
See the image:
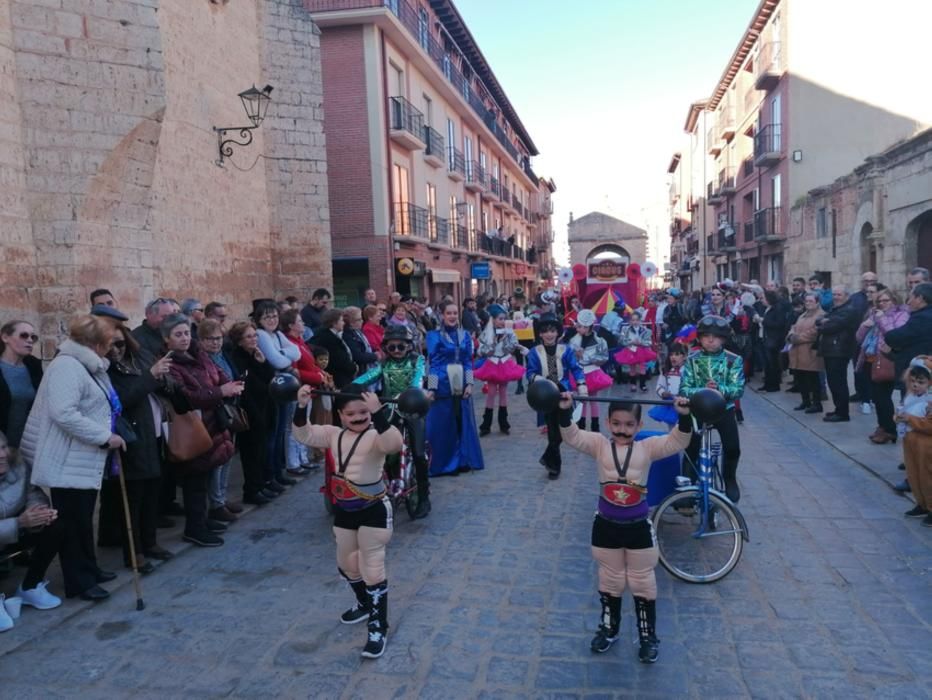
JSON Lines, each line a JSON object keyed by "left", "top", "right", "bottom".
{"left": 586, "top": 243, "right": 630, "bottom": 262}
{"left": 859, "top": 222, "right": 876, "bottom": 273}
{"left": 905, "top": 210, "right": 932, "bottom": 272}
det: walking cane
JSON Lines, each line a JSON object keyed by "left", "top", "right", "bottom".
{"left": 113, "top": 452, "right": 145, "bottom": 611}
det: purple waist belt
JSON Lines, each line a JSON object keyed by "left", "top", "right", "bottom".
{"left": 597, "top": 497, "right": 649, "bottom": 522}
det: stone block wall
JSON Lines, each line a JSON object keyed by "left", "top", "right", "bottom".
{"left": 0, "top": 0, "right": 332, "bottom": 355}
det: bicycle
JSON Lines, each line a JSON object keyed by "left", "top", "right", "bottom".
{"left": 651, "top": 423, "right": 749, "bottom": 583}
{"left": 320, "top": 408, "right": 429, "bottom": 521}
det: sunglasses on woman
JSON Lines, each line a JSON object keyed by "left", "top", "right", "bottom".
{"left": 18, "top": 332, "right": 39, "bottom": 342}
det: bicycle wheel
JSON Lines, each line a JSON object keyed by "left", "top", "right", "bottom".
{"left": 652, "top": 488, "right": 744, "bottom": 583}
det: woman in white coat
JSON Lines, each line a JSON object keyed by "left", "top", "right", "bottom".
{"left": 20, "top": 315, "right": 126, "bottom": 602}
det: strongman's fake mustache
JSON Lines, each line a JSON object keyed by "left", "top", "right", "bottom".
{"left": 611, "top": 432, "right": 635, "bottom": 440}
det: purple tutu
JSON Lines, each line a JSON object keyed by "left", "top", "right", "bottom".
{"left": 474, "top": 356, "right": 525, "bottom": 383}
{"left": 614, "top": 346, "right": 657, "bottom": 366}
{"left": 570, "top": 368, "right": 613, "bottom": 394}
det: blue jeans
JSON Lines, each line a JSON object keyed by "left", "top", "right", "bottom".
{"left": 209, "top": 461, "right": 231, "bottom": 509}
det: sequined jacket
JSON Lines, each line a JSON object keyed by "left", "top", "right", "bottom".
{"left": 679, "top": 349, "right": 745, "bottom": 408}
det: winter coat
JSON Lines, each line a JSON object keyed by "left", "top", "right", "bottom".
{"left": 166, "top": 349, "right": 234, "bottom": 475}
{"left": 786, "top": 309, "right": 825, "bottom": 372}
{"left": 310, "top": 328, "right": 357, "bottom": 389}
{"left": 816, "top": 299, "right": 862, "bottom": 359}
{"left": 344, "top": 327, "right": 378, "bottom": 376}
{"left": 884, "top": 304, "right": 932, "bottom": 381}
{"left": 229, "top": 346, "right": 276, "bottom": 432}
{"left": 0, "top": 354, "right": 42, "bottom": 441}
{"left": 286, "top": 335, "right": 324, "bottom": 387}
{"left": 855, "top": 305, "right": 910, "bottom": 371}
{"left": 131, "top": 323, "right": 165, "bottom": 362}
{"left": 21, "top": 340, "right": 114, "bottom": 491}
{"left": 0, "top": 460, "right": 50, "bottom": 545}
{"left": 762, "top": 300, "right": 792, "bottom": 350}
{"left": 362, "top": 322, "right": 384, "bottom": 353}
{"left": 107, "top": 355, "right": 163, "bottom": 481}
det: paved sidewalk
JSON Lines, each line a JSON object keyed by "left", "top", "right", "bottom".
{"left": 0, "top": 387, "right": 929, "bottom": 698}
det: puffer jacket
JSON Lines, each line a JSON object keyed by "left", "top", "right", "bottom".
{"left": 0, "top": 460, "right": 50, "bottom": 545}
{"left": 22, "top": 340, "right": 114, "bottom": 491}
{"left": 167, "top": 348, "right": 234, "bottom": 475}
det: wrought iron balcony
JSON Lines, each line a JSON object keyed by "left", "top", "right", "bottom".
{"left": 718, "top": 227, "right": 737, "bottom": 251}
{"left": 393, "top": 201, "right": 428, "bottom": 238}
{"left": 754, "top": 206, "right": 783, "bottom": 240}
{"left": 485, "top": 176, "right": 501, "bottom": 202}
{"left": 755, "top": 41, "right": 782, "bottom": 91}
{"left": 754, "top": 124, "right": 782, "bottom": 167}
{"left": 388, "top": 96, "right": 425, "bottom": 150}
{"left": 743, "top": 220, "right": 755, "bottom": 243}
{"left": 447, "top": 146, "right": 465, "bottom": 181}
{"left": 718, "top": 166, "right": 736, "bottom": 195}
{"left": 430, "top": 214, "right": 449, "bottom": 246}
{"left": 464, "top": 160, "right": 487, "bottom": 192}
{"left": 707, "top": 126, "right": 722, "bottom": 156}
{"left": 423, "top": 125, "right": 445, "bottom": 167}
{"left": 718, "top": 100, "right": 735, "bottom": 141}
{"left": 708, "top": 180, "right": 723, "bottom": 205}
{"left": 742, "top": 156, "right": 754, "bottom": 179}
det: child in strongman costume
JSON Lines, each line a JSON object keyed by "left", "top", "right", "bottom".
{"left": 679, "top": 315, "right": 745, "bottom": 502}
{"left": 525, "top": 312, "right": 586, "bottom": 479}
{"left": 352, "top": 325, "right": 431, "bottom": 518}
{"left": 558, "top": 391, "right": 693, "bottom": 663}
{"left": 293, "top": 384, "right": 403, "bottom": 659}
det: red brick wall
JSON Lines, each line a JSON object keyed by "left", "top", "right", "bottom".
{"left": 319, "top": 26, "right": 394, "bottom": 297}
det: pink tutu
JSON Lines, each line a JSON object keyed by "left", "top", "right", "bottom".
{"left": 614, "top": 346, "right": 657, "bottom": 366}
{"left": 570, "top": 368, "right": 613, "bottom": 394}
{"left": 474, "top": 356, "right": 525, "bottom": 383}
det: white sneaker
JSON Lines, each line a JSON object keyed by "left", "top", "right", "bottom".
{"left": 17, "top": 580, "right": 62, "bottom": 610}
{"left": 0, "top": 595, "right": 13, "bottom": 632}
{"left": 860, "top": 402, "right": 872, "bottom": 415}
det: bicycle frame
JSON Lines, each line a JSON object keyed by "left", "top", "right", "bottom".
{"left": 674, "top": 425, "right": 749, "bottom": 542}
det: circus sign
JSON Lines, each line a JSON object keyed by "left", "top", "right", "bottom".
{"left": 588, "top": 260, "right": 627, "bottom": 283}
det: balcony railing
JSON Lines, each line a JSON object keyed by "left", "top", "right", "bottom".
{"left": 753, "top": 124, "right": 782, "bottom": 166}
{"left": 423, "top": 125, "right": 445, "bottom": 166}
{"left": 718, "top": 166, "right": 736, "bottom": 195}
{"left": 708, "top": 180, "right": 722, "bottom": 204}
{"left": 754, "top": 207, "right": 783, "bottom": 240}
{"left": 743, "top": 220, "right": 754, "bottom": 243}
{"left": 447, "top": 146, "right": 465, "bottom": 180}
{"left": 742, "top": 156, "right": 754, "bottom": 178}
{"left": 718, "top": 100, "right": 735, "bottom": 140}
{"left": 388, "top": 96, "right": 425, "bottom": 150}
{"left": 755, "top": 41, "right": 782, "bottom": 91}
{"left": 465, "top": 160, "right": 486, "bottom": 191}
{"left": 393, "top": 202, "right": 428, "bottom": 238}
{"left": 707, "top": 126, "right": 721, "bottom": 156}
{"left": 431, "top": 214, "right": 449, "bottom": 245}
{"left": 486, "top": 176, "right": 501, "bottom": 201}
{"left": 718, "top": 227, "right": 737, "bottom": 250}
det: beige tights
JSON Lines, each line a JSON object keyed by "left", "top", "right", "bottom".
{"left": 591, "top": 545, "right": 658, "bottom": 599}
{"left": 334, "top": 525, "right": 392, "bottom": 585}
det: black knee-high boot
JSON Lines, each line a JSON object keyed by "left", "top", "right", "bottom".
{"left": 479, "top": 408, "right": 494, "bottom": 436}
{"left": 361, "top": 581, "right": 388, "bottom": 659}
{"left": 634, "top": 596, "right": 659, "bottom": 663}
{"left": 412, "top": 457, "right": 431, "bottom": 519}
{"left": 338, "top": 568, "right": 369, "bottom": 624}
{"left": 497, "top": 406, "right": 510, "bottom": 434}
{"left": 590, "top": 591, "right": 621, "bottom": 653}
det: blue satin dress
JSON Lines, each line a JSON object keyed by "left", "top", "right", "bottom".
{"left": 426, "top": 326, "right": 485, "bottom": 475}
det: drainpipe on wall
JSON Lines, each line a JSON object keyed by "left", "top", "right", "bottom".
{"left": 381, "top": 31, "right": 395, "bottom": 296}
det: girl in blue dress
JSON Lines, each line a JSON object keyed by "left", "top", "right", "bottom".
{"left": 426, "top": 301, "right": 484, "bottom": 476}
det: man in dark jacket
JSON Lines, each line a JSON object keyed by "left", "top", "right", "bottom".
{"left": 300, "top": 288, "right": 331, "bottom": 333}
{"left": 461, "top": 298, "right": 480, "bottom": 335}
{"left": 815, "top": 286, "right": 862, "bottom": 422}
{"left": 132, "top": 298, "right": 173, "bottom": 361}
{"left": 883, "top": 282, "right": 932, "bottom": 382}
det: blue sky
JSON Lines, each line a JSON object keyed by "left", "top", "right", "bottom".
{"left": 455, "top": 0, "right": 761, "bottom": 266}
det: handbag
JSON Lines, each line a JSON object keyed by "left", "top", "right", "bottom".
{"left": 871, "top": 354, "right": 895, "bottom": 383}
{"left": 220, "top": 400, "right": 250, "bottom": 433}
{"left": 164, "top": 406, "right": 213, "bottom": 462}
{"left": 114, "top": 416, "right": 139, "bottom": 446}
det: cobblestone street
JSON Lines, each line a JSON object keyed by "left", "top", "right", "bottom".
{"left": 1, "top": 388, "right": 930, "bottom": 699}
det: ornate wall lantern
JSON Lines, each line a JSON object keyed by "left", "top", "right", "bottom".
{"left": 213, "top": 85, "right": 273, "bottom": 166}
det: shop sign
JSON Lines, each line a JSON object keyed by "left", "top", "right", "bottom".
{"left": 396, "top": 258, "right": 415, "bottom": 276}
{"left": 470, "top": 261, "right": 491, "bottom": 279}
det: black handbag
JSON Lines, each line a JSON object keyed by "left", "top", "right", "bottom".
{"left": 219, "top": 400, "right": 250, "bottom": 433}
{"left": 115, "top": 416, "right": 139, "bottom": 445}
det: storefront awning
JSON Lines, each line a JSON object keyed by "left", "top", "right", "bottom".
{"left": 431, "top": 269, "right": 461, "bottom": 284}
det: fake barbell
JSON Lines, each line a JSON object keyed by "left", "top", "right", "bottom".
{"left": 268, "top": 374, "right": 431, "bottom": 417}
{"left": 525, "top": 378, "right": 727, "bottom": 425}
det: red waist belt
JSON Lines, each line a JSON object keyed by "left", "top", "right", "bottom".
{"left": 601, "top": 481, "right": 647, "bottom": 507}
{"left": 330, "top": 474, "right": 386, "bottom": 503}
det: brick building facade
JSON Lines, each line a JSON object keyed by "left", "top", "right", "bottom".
{"left": 0, "top": 0, "right": 332, "bottom": 355}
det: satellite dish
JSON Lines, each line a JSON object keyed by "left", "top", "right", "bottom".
{"left": 642, "top": 261, "right": 658, "bottom": 278}
{"left": 557, "top": 267, "right": 574, "bottom": 285}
